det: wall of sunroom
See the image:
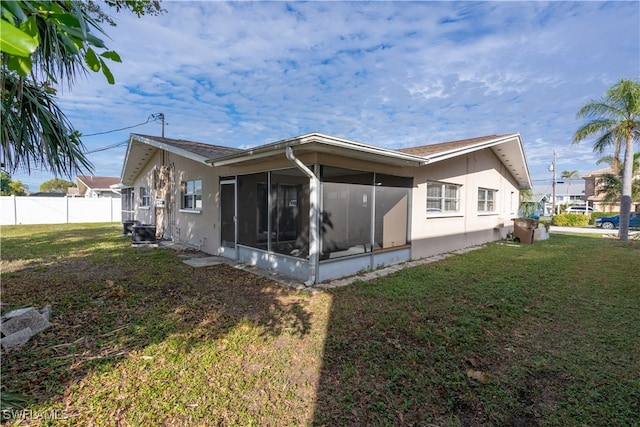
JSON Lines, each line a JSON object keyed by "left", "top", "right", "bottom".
{"left": 320, "top": 167, "right": 412, "bottom": 260}
{"left": 229, "top": 161, "right": 414, "bottom": 266}
{"left": 236, "top": 169, "right": 311, "bottom": 258}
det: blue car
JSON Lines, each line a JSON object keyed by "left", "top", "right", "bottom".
{"left": 595, "top": 212, "right": 640, "bottom": 229}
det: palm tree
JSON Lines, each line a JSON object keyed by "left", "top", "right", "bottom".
{"left": 574, "top": 79, "right": 640, "bottom": 241}
{"left": 561, "top": 170, "right": 580, "bottom": 208}
{"left": 1, "top": 1, "right": 105, "bottom": 177}
{"left": 1, "top": 1, "right": 162, "bottom": 178}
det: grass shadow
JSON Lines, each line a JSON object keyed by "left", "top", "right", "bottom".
{"left": 1, "top": 224, "right": 315, "bottom": 423}
{"left": 311, "top": 235, "right": 640, "bottom": 426}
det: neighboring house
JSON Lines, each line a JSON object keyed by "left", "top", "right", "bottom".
{"left": 582, "top": 167, "right": 615, "bottom": 212}
{"left": 581, "top": 167, "right": 640, "bottom": 213}
{"left": 120, "top": 132, "right": 531, "bottom": 285}
{"left": 66, "top": 187, "right": 81, "bottom": 197}
{"left": 519, "top": 193, "right": 547, "bottom": 217}
{"left": 76, "top": 176, "right": 122, "bottom": 198}
{"left": 29, "top": 192, "right": 66, "bottom": 197}
{"left": 532, "top": 181, "right": 586, "bottom": 215}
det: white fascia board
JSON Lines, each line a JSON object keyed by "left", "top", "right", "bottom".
{"left": 210, "top": 132, "right": 427, "bottom": 167}
{"left": 121, "top": 134, "right": 214, "bottom": 186}
{"left": 307, "top": 133, "right": 428, "bottom": 164}
{"left": 119, "top": 137, "right": 135, "bottom": 184}
{"left": 422, "top": 134, "right": 519, "bottom": 163}
{"left": 120, "top": 136, "right": 152, "bottom": 186}
{"left": 424, "top": 133, "right": 531, "bottom": 189}
{"left": 131, "top": 134, "right": 211, "bottom": 164}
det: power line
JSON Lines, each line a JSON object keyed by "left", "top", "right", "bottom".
{"left": 82, "top": 113, "right": 165, "bottom": 137}
{"left": 82, "top": 118, "right": 151, "bottom": 137}
{"left": 86, "top": 140, "right": 128, "bottom": 154}
{"left": 82, "top": 113, "right": 166, "bottom": 154}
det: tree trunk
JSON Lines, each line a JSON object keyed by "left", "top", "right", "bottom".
{"left": 618, "top": 136, "right": 635, "bottom": 241}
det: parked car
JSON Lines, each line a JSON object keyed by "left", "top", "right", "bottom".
{"left": 565, "top": 206, "right": 596, "bottom": 215}
{"left": 595, "top": 212, "right": 640, "bottom": 229}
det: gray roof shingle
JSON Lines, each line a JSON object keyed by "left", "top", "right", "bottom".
{"left": 131, "top": 134, "right": 241, "bottom": 160}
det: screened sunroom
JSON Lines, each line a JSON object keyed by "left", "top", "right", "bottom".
{"left": 212, "top": 134, "right": 424, "bottom": 285}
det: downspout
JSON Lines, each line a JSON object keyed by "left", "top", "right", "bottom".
{"left": 285, "top": 146, "right": 319, "bottom": 286}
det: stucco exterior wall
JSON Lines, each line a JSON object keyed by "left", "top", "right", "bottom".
{"left": 411, "top": 149, "right": 520, "bottom": 259}
{"left": 132, "top": 150, "right": 221, "bottom": 254}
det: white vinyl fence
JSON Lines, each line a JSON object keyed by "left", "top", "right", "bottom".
{"left": 1, "top": 196, "right": 121, "bottom": 225}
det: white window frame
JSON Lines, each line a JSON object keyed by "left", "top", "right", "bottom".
{"left": 182, "top": 179, "right": 202, "bottom": 211}
{"left": 426, "top": 181, "right": 461, "bottom": 216}
{"left": 140, "top": 186, "right": 151, "bottom": 208}
{"left": 477, "top": 188, "right": 497, "bottom": 213}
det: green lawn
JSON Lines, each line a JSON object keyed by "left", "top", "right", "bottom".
{"left": 1, "top": 223, "right": 638, "bottom": 426}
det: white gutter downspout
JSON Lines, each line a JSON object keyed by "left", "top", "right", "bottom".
{"left": 286, "top": 146, "right": 319, "bottom": 286}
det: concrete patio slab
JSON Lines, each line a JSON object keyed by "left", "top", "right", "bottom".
{"left": 182, "top": 257, "right": 227, "bottom": 267}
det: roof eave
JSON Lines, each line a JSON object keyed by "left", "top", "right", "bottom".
{"left": 421, "top": 133, "right": 531, "bottom": 189}
{"left": 210, "top": 133, "right": 427, "bottom": 167}
{"left": 130, "top": 134, "right": 211, "bottom": 164}
{"left": 120, "top": 134, "right": 215, "bottom": 186}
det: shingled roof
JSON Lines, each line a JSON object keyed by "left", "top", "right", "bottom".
{"left": 398, "top": 134, "right": 514, "bottom": 156}
{"left": 132, "top": 134, "right": 241, "bottom": 159}
{"left": 77, "top": 175, "right": 121, "bottom": 190}
{"left": 121, "top": 132, "right": 530, "bottom": 189}
{"left": 120, "top": 134, "right": 242, "bottom": 186}
{"left": 397, "top": 133, "right": 530, "bottom": 188}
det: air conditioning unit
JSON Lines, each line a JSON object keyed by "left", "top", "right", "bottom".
{"left": 122, "top": 220, "right": 140, "bottom": 235}
{"left": 132, "top": 224, "right": 157, "bottom": 243}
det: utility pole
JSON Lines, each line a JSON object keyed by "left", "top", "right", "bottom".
{"left": 159, "top": 113, "right": 165, "bottom": 138}
{"left": 550, "top": 151, "right": 557, "bottom": 216}
{"left": 151, "top": 113, "right": 165, "bottom": 137}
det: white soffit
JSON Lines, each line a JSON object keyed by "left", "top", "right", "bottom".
{"left": 120, "top": 135, "right": 214, "bottom": 186}
{"left": 422, "top": 134, "right": 531, "bottom": 189}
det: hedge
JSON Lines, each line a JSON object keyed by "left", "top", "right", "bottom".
{"left": 552, "top": 213, "right": 590, "bottom": 227}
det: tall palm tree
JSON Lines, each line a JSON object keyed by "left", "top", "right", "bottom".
{"left": 561, "top": 170, "right": 580, "bottom": 207}
{"left": 574, "top": 79, "right": 640, "bottom": 241}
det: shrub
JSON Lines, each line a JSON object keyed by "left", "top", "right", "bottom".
{"left": 552, "top": 213, "right": 590, "bottom": 227}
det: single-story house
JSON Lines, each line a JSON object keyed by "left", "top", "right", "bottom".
{"left": 75, "top": 176, "right": 122, "bottom": 198}
{"left": 120, "top": 132, "right": 531, "bottom": 285}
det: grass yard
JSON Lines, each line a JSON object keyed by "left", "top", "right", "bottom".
{"left": 1, "top": 223, "right": 639, "bottom": 426}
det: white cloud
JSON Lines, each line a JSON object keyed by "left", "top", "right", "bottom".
{"left": 15, "top": 1, "right": 637, "bottom": 192}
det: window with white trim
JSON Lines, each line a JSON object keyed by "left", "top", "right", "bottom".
{"left": 182, "top": 179, "right": 202, "bottom": 210}
{"left": 477, "top": 188, "right": 496, "bottom": 212}
{"left": 427, "top": 181, "right": 460, "bottom": 214}
{"left": 140, "top": 187, "right": 150, "bottom": 207}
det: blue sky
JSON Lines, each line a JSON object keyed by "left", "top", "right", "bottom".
{"left": 12, "top": 1, "right": 640, "bottom": 194}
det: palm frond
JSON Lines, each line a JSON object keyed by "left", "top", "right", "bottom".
{"left": 576, "top": 101, "right": 623, "bottom": 120}
{"left": 1, "top": 71, "right": 93, "bottom": 177}
{"left": 573, "top": 119, "right": 616, "bottom": 145}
